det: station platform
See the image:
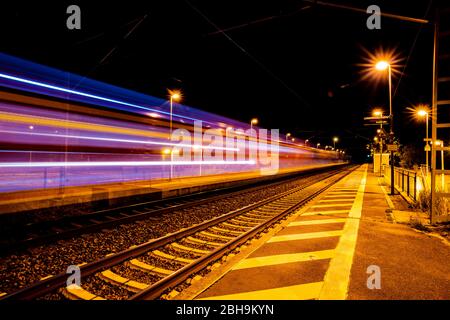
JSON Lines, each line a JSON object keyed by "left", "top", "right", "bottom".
{"left": 0, "top": 163, "right": 343, "bottom": 215}
{"left": 185, "top": 164, "right": 450, "bottom": 300}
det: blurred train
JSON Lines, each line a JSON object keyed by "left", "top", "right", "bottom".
{"left": 0, "top": 53, "right": 345, "bottom": 193}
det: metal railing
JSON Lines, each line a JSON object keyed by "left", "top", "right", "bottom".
{"left": 384, "top": 166, "right": 418, "bottom": 202}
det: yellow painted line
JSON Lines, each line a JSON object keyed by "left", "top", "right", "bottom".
{"left": 302, "top": 210, "right": 349, "bottom": 216}
{"left": 200, "top": 231, "right": 233, "bottom": 241}
{"left": 311, "top": 204, "right": 353, "bottom": 208}
{"left": 185, "top": 236, "right": 222, "bottom": 247}
{"left": 0, "top": 292, "right": 7, "bottom": 297}
{"left": 200, "top": 282, "right": 324, "bottom": 300}
{"left": 129, "top": 259, "right": 173, "bottom": 276}
{"left": 152, "top": 250, "right": 195, "bottom": 264}
{"left": 64, "top": 284, "right": 105, "bottom": 300}
{"left": 288, "top": 218, "right": 347, "bottom": 226}
{"left": 100, "top": 270, "right": 149, "bottom": 292}
{"left": 171, "top": 242, "right": 210, "bottom": 255}
{"left": 268, "top": 230, "right": 343, "bottom": 243}
{"left": 234, "top": 250, "right": 334, "bottom": 270}
{"left": 319, "top": 164, "right": 368, "bottom": 300}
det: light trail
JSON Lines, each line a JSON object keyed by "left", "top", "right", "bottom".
{"left": 0, "top": 130, "right": 240, "bottom": 151}
{"left": 0, "top": 160, "right": 257, "bottom": 168}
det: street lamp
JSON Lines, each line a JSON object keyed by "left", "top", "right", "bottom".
{"left": 250, "top": 118, "right": 258, "bottom": 131}
{"left": 333, "top": 137, "right": 339, "bottom": 149}
{"left": 373, "top": 109, "right": 384, "bottom": 177}
{"left": 416, "top": 107, "right": 430, "bottom": 175}
{"left": 317, "top": 143, "right": 321, "bottom": 148}
{"left": 168, "top": 90, "right": 181, "bottom": 137}
{"left": 374, "top": 59, "right": 395, "bottom": 195}
{"left": 168, "top": 90, "right": 181, "bottom": 181}
{"left": 286, "top": 133, "right": 291, "bottom": 142}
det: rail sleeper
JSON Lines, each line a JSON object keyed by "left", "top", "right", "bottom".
{"left": 99, "top": 270, "right": 149, "bottom": 292}
{"left": 128, "top": 259, "right": 173, "bottom": 276}
{"left": 63, "top": 284, "right": 105, "bottom": 300}
{"left": 170, "top": 242, "right": 210, "bottom": 255}
{"left": 152, "top": 250, "right": 195, "bottom": 263}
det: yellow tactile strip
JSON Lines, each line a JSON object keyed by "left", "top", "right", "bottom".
{"left": 200, "top": 282, "right": 324, "bottom": 300}
{"left": 233, "top": 250, "right": 335, "bottom": 270}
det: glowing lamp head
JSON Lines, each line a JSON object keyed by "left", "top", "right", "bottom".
{"left": 251, "top": 118, "right": 258, "bottom": 125}
{"left": 162, "top": 148, "right": 171, "bottom": 155}
{"left": 417, "top": 110, "right": 428, "bottom": 117}
{"left": 375, "top": 61, "right": 390, "bottom": 71}
{"left": 168, "top": 89, "right": 182, "bottom": 101}
{"left": 373, "top": 109, "right": 383, "bottom": 117}
{"left": 333, "top": 137, "right": 339, "bottom": 142}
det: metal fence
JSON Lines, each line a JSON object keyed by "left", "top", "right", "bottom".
{"left": 384, "top": 166, "right": 419, "bottom": 202}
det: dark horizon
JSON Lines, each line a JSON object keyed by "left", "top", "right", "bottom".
{"left": 0, "top": 0, "right": 438, "bottom": 160}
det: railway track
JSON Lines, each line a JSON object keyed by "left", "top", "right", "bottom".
{"left": 0, "top": 165, "right": 345, "bottom": 253}
{"left": 0, "top": 165, "right": 357, "bottom": 300}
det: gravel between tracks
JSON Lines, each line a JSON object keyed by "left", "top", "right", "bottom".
{"left": 0, "top": 171, "right": 339, "bottom": 294}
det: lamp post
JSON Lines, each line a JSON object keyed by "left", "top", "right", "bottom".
{"left": 250, "top": 118, "right": 258, "bottom": 131}
{"left": 375, "top": 60, "right": 395, "bottom": 195}
{"left": 168, "top": 90, "right": 181, "bottom": 180}
{"left": 333, "top": 137, "right": 338, "bottom": 150}
{"left": 417, "top": 108, "right": 429, "bottom": 176}
{"left": 373, "top": 109, "right": 384, "bottom": 176}
{"left": 286, "top": 133, "right": 291, "bottom": 142}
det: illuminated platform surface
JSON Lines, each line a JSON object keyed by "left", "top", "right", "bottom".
{"left": 0, "top": 163, "right": 342, "bottom": 214}
{"left": 185, "top": 165, "right": 450, "bottom": 300}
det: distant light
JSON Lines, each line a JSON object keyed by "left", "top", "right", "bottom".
{"left": 375, "top": 61, "right": 390, "bottom": 71}
{"left": 29, "top": 125, "right": 34, "bottom": 130}
{"left": 148, "top": 112, "right": 160, "bottom": 118}
{"left": 333, "top": 137, "right": 339, "bottom": 142}
{"left": 373, "top": 109, "right": 383, "bottom": 117}
{"left": 251, "top": 118, "right": 258, "bottom": 125}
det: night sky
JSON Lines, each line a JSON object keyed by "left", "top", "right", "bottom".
{"left": 0, "top": 0, "right": 439, "bottom": 160}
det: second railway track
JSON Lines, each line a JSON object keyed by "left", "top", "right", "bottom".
{"left": 1, "top": 165, "right": 357, "bottom": 300}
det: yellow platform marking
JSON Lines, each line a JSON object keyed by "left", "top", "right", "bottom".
{"left": 234, "top": 250, "right": 334, "bottom": 270}
{"left": 64, "top": 284, "right": 105, "bottom": 300}
{"left": 171, "top": 242, "right": 210, "bottom": 255}
{"left": 152, "top": 250, "right": 195, "bottom": 264}
{"left": 100, "top": 270, "right": 149, "bottom": 292}
{"left": 200, "top": 231, "right": 233, "bottom": 241}
{"left": 129, "top": 259, "right": 173, "bottom": 276}
{"left": 302, "top": 210, "right": 349, "bottom": 216}
{"left": 311, "top": 203, "right": 353, "bottom": 208}
{"left": 268, "top": 230, "right": 343, "bottom": 243}
{"left": 288, "top": 218, "right": 347, "bottom": 226}
{"left": 185, "top": 236, "right": 222, "bottom": 247}
{"left": 319, "top": 164, "right": 368, "bottom": 300}
{"left": 200, "top": 282, "right": 324, "bottom": 300}
{"left": 0, "top": 292, "right": 7, "bottom": 298}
